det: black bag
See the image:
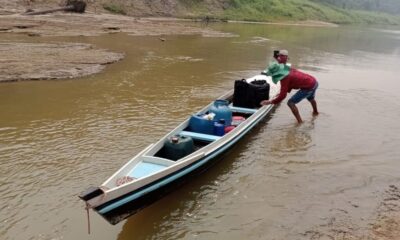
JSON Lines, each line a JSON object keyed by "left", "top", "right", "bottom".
{"left": 232, "top": 79, "right": 249, "bottom": 108}
{"left": 233, "top": 79, "right": 270, "bottom": 108}
{"left": 248, "top": 80, "right": 270, "bottom": 108}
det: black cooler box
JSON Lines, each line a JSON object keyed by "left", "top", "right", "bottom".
{"left": 233, "top": 79, "right": 270, "bottom": 108}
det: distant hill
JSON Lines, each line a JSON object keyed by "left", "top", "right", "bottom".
{"left": 315, "top": 0, "right": 400, "bottom": 15}
{"left": 95, "top": 0, "right": 400, "bottom": 24}
{"left": 2, "top": 0, "right": 399, "bottom": 25}
{"left": 222, "top": 0, "right": 400, "bottom": 24}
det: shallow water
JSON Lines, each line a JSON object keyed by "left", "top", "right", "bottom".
{"left": 0, "top": 23, "right": 400, "bottom": 240}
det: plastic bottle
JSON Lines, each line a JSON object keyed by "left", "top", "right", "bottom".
{"left": 209, "top": 100, "right": 232, "bottom": 126}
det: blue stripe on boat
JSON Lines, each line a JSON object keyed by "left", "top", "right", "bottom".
{"left": 98, "top": 106, "right": 271, "bottom": 214}
{"left": 180, "top": 131, "right": 221, "bottom": 142}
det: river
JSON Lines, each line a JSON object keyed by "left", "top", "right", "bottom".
{"left": 1, "top": 23, "right": 400, "bottom": 240}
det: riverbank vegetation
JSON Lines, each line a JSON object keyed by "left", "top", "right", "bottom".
{"left": 221, "top": 0, "right": 400, "bottom": 24}
{"left": 102, "top": 2, "right": 127, "bottom": 15}
{"left": 0, "top": 0, "right": 399, "bottom": 25}
{"left": 97, "top": 0, "right": 400, "bottom": 25}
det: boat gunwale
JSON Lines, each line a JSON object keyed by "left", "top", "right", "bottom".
{"left": 87, "top": 91, "right": 272, "bottom": 208}
{"left": 94, "top": 103, "right": 274, "bottom": 214}
{"left": 84, "top": 76, "right": 278, "bottom": 212}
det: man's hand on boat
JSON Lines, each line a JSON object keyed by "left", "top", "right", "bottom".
{"left": 260, "top": 100, "right": 272, "bottom": 105}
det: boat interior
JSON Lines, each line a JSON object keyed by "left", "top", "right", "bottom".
{"left": 78, "top": 76, "right": 278, "bottom": 205}
{"left": 105, "top": 74, "right": 276, "bottom": 189}
{"left": 108, "top": 101, "right": 259, "bottom": 188}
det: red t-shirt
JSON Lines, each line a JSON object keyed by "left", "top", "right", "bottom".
{"left": 271, "top": 68, "right": 316, "bottom": 104}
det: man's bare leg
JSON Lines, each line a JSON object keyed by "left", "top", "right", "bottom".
{"left": 287, "top": 102, "right": 303, "bottom": 124}
{"left": 309, "top": 99, "right": 319, "bottom": 116}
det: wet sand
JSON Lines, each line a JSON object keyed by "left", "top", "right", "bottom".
{"left": 0, "top": 12, "right": 234, "bottom": 82}
{"left": 0, "top": 42, "right": 124, "bottom": 82}
{"left": 300, "top": 184, "right": 400, "bottom": 240}
{"left": 0, "top": 4, "right": 334, "bottom": 83}
{"left": 370, "top": 185, "right": 400, "bottom": 240}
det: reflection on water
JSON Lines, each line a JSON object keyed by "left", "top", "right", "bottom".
{"left": 1, "top": 24, "right": 400, "bottom": 240}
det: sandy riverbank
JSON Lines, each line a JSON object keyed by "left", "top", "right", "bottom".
{"left": 0, "top": 12, "right": 234, "bottom": 82}
{"left": 0, "top": 0, "right": 346, "bottom": 83}
{"left": 0, "top": 0, "right": 340, "bottom": 83}
{"left": 302, "top": 184, "right": 400, "bottom": 240}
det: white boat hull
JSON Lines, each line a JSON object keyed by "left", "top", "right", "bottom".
{"left": 79, "top": 75, "right": 279, "bottom": 224}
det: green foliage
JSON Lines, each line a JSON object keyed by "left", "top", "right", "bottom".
{"left": 102, "top": 3, "right": 127, "bottom": 15}
{"left": 221, "top": 0, "right": 400, "bottom": 24}
{"left": 178, "top": 0, "right": 204, "bottom": 7}
{"left": 314, "top": 0, "right": 400, "bottom": 15}
{"left": 106, "top": 0, "right": 399, "bottom": 25}
{"left": 176, "top": 0, "right": 206, "bottom": 15}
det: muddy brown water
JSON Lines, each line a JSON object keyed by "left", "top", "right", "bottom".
{"left": 1, "top": 23, "right": 400, "bottom": 240}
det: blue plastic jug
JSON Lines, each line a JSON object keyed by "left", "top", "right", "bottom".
{"left": 189, "top": 114, "right": 214, "bottom": 134}
{"left": 214, "top": 120, "right": 225, "bottom": 136}
{"left": 209, "top": 100, "right": 232, "bottom": 126}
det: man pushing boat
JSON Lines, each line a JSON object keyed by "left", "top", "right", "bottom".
{"left": 260, "top": 60, "right": 319, "bottom": 124}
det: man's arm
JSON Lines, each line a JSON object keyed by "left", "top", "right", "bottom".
{"left": 261, "top": 79, "right": 288, "bottom": 105}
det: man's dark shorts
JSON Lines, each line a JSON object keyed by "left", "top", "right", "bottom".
{"left": 288, "top": 81, "right": 319, "bottom": 104}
